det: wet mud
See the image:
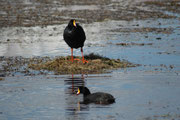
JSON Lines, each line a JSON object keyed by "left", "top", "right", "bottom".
{"left": 0, "top": 0, "right": 179, "bottom": 27}
{"left": 143, "top": 0, "right": 180, "bottom": 14}
{"left": 143, "top": 113, "right": 180, "bottom": 120}
{"left": 0, "top": 56, "right": 51, "bottom": 76}
{"left": 109, "top": 42, "right": 153, "bottom": 46}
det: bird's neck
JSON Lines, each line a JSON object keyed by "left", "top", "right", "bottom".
{"left": 84, "top": 89, "right": 91, "bottom": 97}
{"left": 68, "top": 25, "right": 74, "bottom": 29}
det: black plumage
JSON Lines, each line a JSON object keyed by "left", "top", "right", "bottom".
{"left": 77, "top": 86, "right": 115, "bottom": 104}
{"left": 63, "top": 19, "right": 88, "bottom": 63}
{"left": 63, "top": 19, "right": 86, "bottom": 48}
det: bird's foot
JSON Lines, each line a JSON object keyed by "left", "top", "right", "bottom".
{"left": 69, "top": 58, "right": 81, "bottom": 63}
{"left": 69, "top": 58, "right": 88, "bottom": 64}
{"left": 74, "top": 58, "right": 81, "bottom": 61}
{"left": 82, "top": 59, "right": 89, "bottom": 64}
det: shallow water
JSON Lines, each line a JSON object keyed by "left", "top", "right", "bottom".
{"left": 0, "top": 70, "right": 180, "bottom": 120}
{"left": 0, "top": 0, "right": 180, "bottom": 119}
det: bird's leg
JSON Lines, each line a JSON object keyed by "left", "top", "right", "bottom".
{"left": 70, "top": 48, "right": 74, "bottom": 63}
{"left": 70, "top": 48, "right": 88, "bottom": 63}
{"left": 81, "top": 47, "right": 88, "bottom": 63}
{"left": 71, "top": 48, "right": 81, "bottom": 62}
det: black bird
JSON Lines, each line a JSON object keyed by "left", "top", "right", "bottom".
{"left": 77, "top": 86, "right": 115, "bottom": 104}
{"left": 63, "top": 19, "right": 88, "bottom": 63}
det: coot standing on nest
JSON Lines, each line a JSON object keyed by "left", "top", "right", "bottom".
{"left": 63, "top": 19, "right": 88, "bottom": 63}
{"left": 77, "top": 86, "right": 115, "bottom": 104}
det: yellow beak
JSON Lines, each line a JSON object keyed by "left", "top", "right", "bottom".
{"left": 73, "top": 20, "right": 76, "bottom": 27}
{"left": 77, "top": 88, "right": 80, "bottom": 95}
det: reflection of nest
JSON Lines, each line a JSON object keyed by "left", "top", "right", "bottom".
{"left": 29, "top": 53, "right": 136, "bottom": 74}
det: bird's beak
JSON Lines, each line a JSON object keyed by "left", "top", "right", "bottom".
{"left": 73, "top": 20, "right": 76, "bottom": 27}
{"left": 77, "top": 88, "right": 80, "bottom": 95}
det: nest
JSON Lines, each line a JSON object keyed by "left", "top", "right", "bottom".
{"left": 28, "top": 53, "right": 137, "bottom": 74}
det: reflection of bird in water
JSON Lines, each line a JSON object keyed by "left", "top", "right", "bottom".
{"left": 77, "top": 86, "right": 115, "bottom": 104}
{"left": 64, "top": 74, "right": 85, "bottom": 94}
{"left": 63, "top": 19, "right": 88, "bottom": 63}
{"left": 64, "top": 74, "right": 89, "bottom": 117}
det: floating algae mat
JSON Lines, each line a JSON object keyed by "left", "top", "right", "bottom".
{"left": 28, "top": 53, "right": 137, "bottom": 74}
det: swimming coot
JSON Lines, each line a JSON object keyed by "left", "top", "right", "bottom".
{"left": 77, "top": 86, "right": 115, "bottom": 104}
{"left": 63, "top": 19, "right": 88, "bottom": 63}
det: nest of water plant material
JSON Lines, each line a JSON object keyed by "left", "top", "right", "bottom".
{"left": 28, "top": 53, "right": 137, "bottom": 74}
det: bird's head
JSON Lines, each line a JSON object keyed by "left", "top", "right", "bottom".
{"left": 76, "top": 86, "right": 91, "bottom": 96}
{"left": 69, "top": 19, "right": 77, "bottom": 27}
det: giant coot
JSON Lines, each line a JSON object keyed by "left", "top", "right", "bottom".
{"left": 77, "top": 86, "right": 115, "bottom": 104}
{"left": 63, "top": 19, "right": 88, "bottom": 63}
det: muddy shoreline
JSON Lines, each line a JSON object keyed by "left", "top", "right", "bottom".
{"left": 0, "top": 0, "right": 179, "bottom": 27}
